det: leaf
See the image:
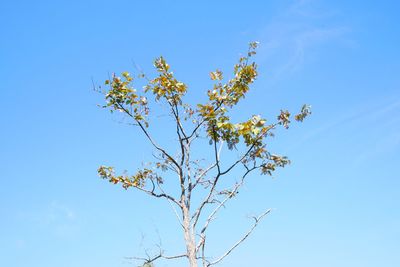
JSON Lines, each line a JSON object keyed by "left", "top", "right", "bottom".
{"left": 210, "top": 70, "right": 223, "bottom": 81}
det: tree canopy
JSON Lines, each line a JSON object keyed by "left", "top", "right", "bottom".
{"left": 97, "top": 42, "right": 310, "bottom": 267}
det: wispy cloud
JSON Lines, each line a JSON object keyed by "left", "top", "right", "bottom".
{"left": 353, "top": 130, "right": 400, "bottom": 166}
{"left": 257, "top": 0, "right": 352, "bottom": 79}
{"left": 18, "top": 200, "right": 79, "bottom": 239}
{"left": 296, "top": 97, "right": 400, "bottom": 165}
{"left": 304, "top": 99, "right": 400, "bottom": 142}
{"left": 351, "top": 100, "right": 400, "bottom": 166}
{"left": 35, "top": 201, "right": 77, "bottom": 225}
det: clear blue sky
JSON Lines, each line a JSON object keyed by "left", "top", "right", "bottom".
{"left": 1, "top": 1, "right": 399, "bottom": 266}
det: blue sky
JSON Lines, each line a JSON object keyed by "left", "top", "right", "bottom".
{"left": 1, "top": 1, "right": 399, "bottom": 266}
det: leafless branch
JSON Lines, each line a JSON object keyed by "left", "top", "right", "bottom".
{"left": 192, "top": 123, "right": 277, "bottom": 227}
{"left": 207, "top": 209, "right": 272, "bottom": 266}
{"left": 195, "top": 165, "right": 259, "bottom": 254}
{"left": 126, "top": 250, "right": 187, "bottom": 266}
{"left": 133, "top": 182, "right": 181, "bottom": 207}
{"left": 191, "top": 127, "right": 224, "bottom": 227}
{"left": 156, "top": 180, "right": 184, "bottom": 227}
{"left": 191, "top": 140, "right": 221, "bottom": 190}
{"left": 192, "top": 162, "right": 217, "bottom": 189}
{"left": 113, "top": 100, "right": 183, "bottom": 177}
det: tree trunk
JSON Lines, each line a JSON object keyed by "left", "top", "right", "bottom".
{"left": 183, "top": 205, "right": 198, "bottom": 267}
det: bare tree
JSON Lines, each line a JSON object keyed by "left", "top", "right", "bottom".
{"left": 97, "top": 42, "right": 311, "bottom": 267}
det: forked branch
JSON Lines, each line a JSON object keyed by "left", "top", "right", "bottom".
{"left": 206, "top": 209, "right": 272, "bottom": 266}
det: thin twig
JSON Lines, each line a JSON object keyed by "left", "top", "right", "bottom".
{"left": 207, "top": 209, "right": 272, "bottom": 266}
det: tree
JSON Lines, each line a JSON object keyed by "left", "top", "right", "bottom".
{"left": 97, "top": 42, "right": 311, "bottom": 267}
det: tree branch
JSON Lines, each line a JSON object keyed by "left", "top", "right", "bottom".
{"left": 112, "top": 99, "right": 183, "bottom": 177}
{"left": 133, "top": 182, "right": 182, "bottom": 207}
{"left": 219, "top": 123, "right": 277, "bottom": 176}
{"left": 207, "top": 209, "right": 272, "bottom": 266}
{"left": 191, "top": 127, "right": 224, "bottom": 227}
{"left": 195, "top": 165, "right": 259, "bottom": 254}
{"left": 192, "top": 122, "right": 277, "bottom": 227}
{"left": 192, "top": 162, "right": 217, "bottom": 189}
{"left": 185, "top": 101, "right": 224, "bottom": 142}
{"left": 155, "top": 179, "right": 184, "bottom": 227}
{"left": 126, "top": 250, "right": 187, "bottom": 266}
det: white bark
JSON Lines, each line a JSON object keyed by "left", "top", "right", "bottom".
{"left": 183, "top": 205, "right": 198, "bottom": 267}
